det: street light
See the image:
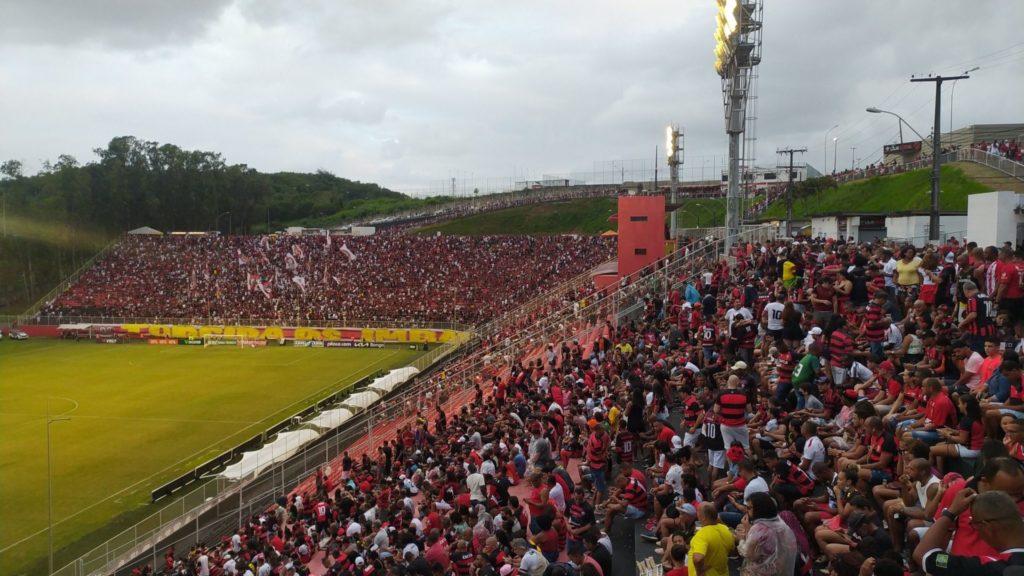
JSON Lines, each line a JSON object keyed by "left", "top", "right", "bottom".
{"left": 48, "top": 413, "right": 70, "bottom": 575}
{"left": 865, "top": 107, "right": 928, "bottom": 143}
{"left": 824, "top": 124, "right": 839, "bottom": 176}
{"left": 950, "top": 66, "right": 981, "bottom": 139}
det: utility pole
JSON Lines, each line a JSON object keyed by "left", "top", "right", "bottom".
{"left": 850, "top": 147, "right": 856, "bottom": 170}
{"left": 777, "top": 147, "right": 807, "bottom": 238}
{"left": 911, "top": 73, "right": 970, "bottom": 241}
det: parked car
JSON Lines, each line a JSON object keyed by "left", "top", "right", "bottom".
{"left": 9, "top": 329, "right": 28, "bottom": 340}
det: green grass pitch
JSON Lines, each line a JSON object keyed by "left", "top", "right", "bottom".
{"left": 0, "top": 339, "right": 424, "bottom": 575}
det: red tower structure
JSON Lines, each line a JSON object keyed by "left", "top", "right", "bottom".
{"left": 593, "top": 195, "right": 667, "bottom": 291}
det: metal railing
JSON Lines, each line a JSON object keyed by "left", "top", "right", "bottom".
{"left": 51, "top": 338, "right": 469, "bottom": 576}
{"left": 21, "top": 315, "right": 469, "bottom": 331}
{"left": 957, "top": 147, "right": 1024, "bottom": 181}
{"left": 16, "top": 239, "right": 119, "bottom": 324}
{"left": 58, "top": 225, "right": 775, "bottom": 576}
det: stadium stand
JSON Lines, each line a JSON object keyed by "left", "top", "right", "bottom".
{"left": 120, "top": 230, "right": 1024, "bottom": 576}
{"left": 40, "top": 232, "right": 615, "bottom": 325}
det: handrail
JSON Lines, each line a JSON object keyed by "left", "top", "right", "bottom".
{"left": 17, "top": 237, "right": 120, "bottom": 324}
{"left": 57, "top": 225, "right": 774, "bottom": 576}
{"left": 957, "top": 147, "right": 1024, "bottom": 182}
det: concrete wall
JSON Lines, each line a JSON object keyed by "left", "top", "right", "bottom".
{"left": 968, "top": 191, "right": 1022, "bottom": 247}
{"left": 885, "top": 215, "right": 966, "bottom": 243}
{"left": 617, "top": 195, "right": 666, "bottom": 278}
{"left": 812, "top": 216, "right": 838, "bottom": 239}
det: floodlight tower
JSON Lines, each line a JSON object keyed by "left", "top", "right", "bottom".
{"left": 666, "top": 125, "right": 683, "bottom": 238}
{"left": 714, "top": 0, "right": 763, "bottom": 248}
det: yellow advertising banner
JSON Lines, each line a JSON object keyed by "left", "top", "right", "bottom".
{"left": 120, "top": 324, "right": 465, "bottom": 343}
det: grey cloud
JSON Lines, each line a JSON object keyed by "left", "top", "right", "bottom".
{"left": 0, "top": 0, "right": 1021, "bottom": 191}
{"left": 0, "top": 0, "right": 232, "bottom": 48}
{"left": 238, "top": 0, "right": 455, "bottom": 52}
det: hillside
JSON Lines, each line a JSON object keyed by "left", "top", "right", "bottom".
{"left": 0, "top": 136, "right": 409, "bottom": 312}
{"left": 413, "top": 197, "right": 727, "bottom": 236}
{"left": 758, "top": 164, "right": 992, "bottom": 219}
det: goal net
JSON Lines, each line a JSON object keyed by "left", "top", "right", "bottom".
{"left": 202, "top": 334, "right": 264, "bottom": 348}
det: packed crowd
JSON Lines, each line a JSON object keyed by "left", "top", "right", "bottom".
{"left": 972, "top": 140, "right": 1023, "bottom": 163}
{"left": 135, "top": 233, "right": 1024, "bottom": 576}
{"left": 41, "top": 232, "right": 615, "bottom": 325}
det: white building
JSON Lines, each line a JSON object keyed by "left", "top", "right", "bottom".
{"left": 721, "top": 164, "right": 823, "bottom": 194}
{"left": 809, "top": 212, "right": 966, "bottom": 244}
{"left": 967, "top": 191, "right": 1024, "bottom": 247}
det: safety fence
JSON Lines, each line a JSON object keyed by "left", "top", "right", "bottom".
{"left": 957, "top": 147, "right": 1024, "bottom": 181}
{"left": 57, "top": 225, "right": 774, "bottom": 576}
{"left": 16, "top": 239, "right": 119, "bottom": 323}
{"left": 20, "top": 314, "right": 469, "bottom": 332}
{"left": 46, "top": 338, "right": 471, "bottom": 576}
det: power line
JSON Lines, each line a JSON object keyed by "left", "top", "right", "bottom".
{"left": 777, "top": 147, "right": 807, "bottom": 237}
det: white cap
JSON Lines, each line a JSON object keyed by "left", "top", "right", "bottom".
{"left": 809, "top": 327, "right": 823, "bottom": 336}
{"left": 403, "top": 543, "right": 420, "bottom": 558}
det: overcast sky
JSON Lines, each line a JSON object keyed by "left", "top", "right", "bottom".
{"left": 1, "top": 0, "right": 1022, "bottom": 195}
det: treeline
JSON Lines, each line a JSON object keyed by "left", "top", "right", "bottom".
{"left": 0, "top": 135, "right": 414, "bottom": 234}
{"left": 0, "top": 136, "right": 430, "bottom": 312}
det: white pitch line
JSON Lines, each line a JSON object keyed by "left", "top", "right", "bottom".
{"left": 0, "top": 348, "right": 405, "bottom": 554}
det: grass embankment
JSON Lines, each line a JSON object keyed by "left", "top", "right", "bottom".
{"left": 759, "top": 164, "right": 992, "bottom": 219}
{"left": 0, "top": 341, "right": 422, "bottom": 575}
{"left": 414, "top": 197, "right": 728, "bottom": 235}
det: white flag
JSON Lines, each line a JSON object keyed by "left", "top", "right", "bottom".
{"left": 292, "top": 244, "right": 305, "bottom": 260}
{"left": 260, "top": 236, "right": 270, "bottom": 250}
{"left": 292, "top": 275, "right": 307, "bottom": 294}
{"left": 258, "top": 280, "right": 272, "bottom": 300}
{"left": 246, "top": 272, "right": 257, "bottom": 292}
{"left": 285, "top": 253, "right": 298, "bottom": 271}
{"left": 340, "top": 243, "right": 356, "bottom": 262}
{"left": 325, "top": 230, "right": 332, "bottom": 249}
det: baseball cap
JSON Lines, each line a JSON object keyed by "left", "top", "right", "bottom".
{"left": 403, "top": 543, "right": 420, "bottom": 558}
{"left": 809, "top": 327, "right": 823, "bottom": 336}
{"left": 678, "top": 503, "right": 698, "bottom": 516}
{"left": 879, "top": 360, "right": 895, "bottom": 372}
{"left": 499, "top": 565, "right": 514, "bottom": 576}
{"left": 731, "top": 361, "right": 748, "bottom": 371}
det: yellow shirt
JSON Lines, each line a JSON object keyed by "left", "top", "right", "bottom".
{"left": 688, "top": 523, "right": 735, "bottom": 576}
{"left": 895, "top": 258, "right": 922, "bottom": 286}
{"left": 782, "top": 260, "right": 796, "bottom": 281}
{"left": 607, "top": 405, "right": 622, "bottom": 429}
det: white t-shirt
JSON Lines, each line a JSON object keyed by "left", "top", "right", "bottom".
{"left": 964, "top": 352, "right": 984, "bottom": 391}
{"left": 665, "top": 464, "right": 685, "bottom": 496}
{"left": 883, "top": 258, "right": 897, "bottom": 288}
{"left": 466, "top": 472, "right": 486, "bottom": 501}
{"left": 743, "top": 476, "right": 770, "bottom": 501}
{"left": 346, "top": 521, "right": 363, "bottom": 537}
{"left": 480, "top": 459, "right": 496, "bottom": 477}
{"left": 725, "top": 307, "right": 753, "bottom": 334}
{"left": 764, "top": 302, "right": 786, "bottom": 331}
{"left": 549, "top": 482, "right": 566, "bottom": 512}
{"left": 198, "top": 554, "right": 210, "bottom": 576}
{"left": 802, "top": 436, "right": 826, "bottom": 479}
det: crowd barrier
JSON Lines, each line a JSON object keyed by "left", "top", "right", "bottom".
{"left": 53, "top": 226, "right": 772, "bottom": 576}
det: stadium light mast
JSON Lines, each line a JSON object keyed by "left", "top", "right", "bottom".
{"left": 714, "top": 0, "right": 763, "bottom": 251}
{"left": 666, "top": 125, "right": 683, "bottom": 238}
